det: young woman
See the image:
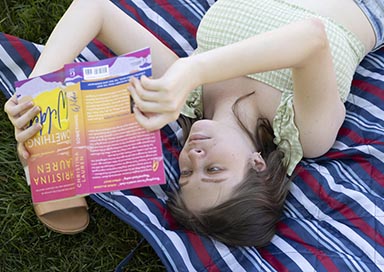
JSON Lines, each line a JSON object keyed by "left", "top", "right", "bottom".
{"left": 4, "top": 0, "right": 382, "bottom": 246}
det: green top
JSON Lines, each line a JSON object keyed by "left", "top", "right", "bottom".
{"left": 181, "top": 0, "right": 365, "bottom": 175}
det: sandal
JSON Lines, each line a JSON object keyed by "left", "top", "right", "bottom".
{"left": 33, "top": 197, "right": 89, "bottom": 234}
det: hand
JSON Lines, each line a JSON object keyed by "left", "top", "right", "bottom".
{"left": 129, "top": 58, "right": 198, "bottom": 130}
{"left": 4, "top": 95, "right": 42, "bottom": 160}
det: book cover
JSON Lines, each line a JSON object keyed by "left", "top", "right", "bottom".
{"left": 15, "top": 47, "right": 165, "bottom": 203}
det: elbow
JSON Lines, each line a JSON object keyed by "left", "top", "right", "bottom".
{"left": 293, "top": 18, "right": 329, "bottom": 68}
{"left": 302, "top": 103, "right": 346, "bottom": 159}
{"left": 305, "top": 18, "right": 328, "bottom": 50}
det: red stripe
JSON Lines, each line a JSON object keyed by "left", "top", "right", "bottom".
{"left": 118, "top": 1, "right": 173, "bottom": 51}
{"left": 299, "top": 170, "right": 384, "bottom": 247}
{"left": 259, "top": 248, "right": 288, "bottom": 272}
{"left": 338, "top": 127, "right": 383, "bottom": 146}
{"left": 91, "top": 39, "right": 115, "bottom": 58}
{"left": 5, "top": 34, "right": 36, "bottom": 70}
{"left": 134, "top": 176, "right": 219, "bottom": 272}
{"left": 154, "top": 0, "right": 197, "bottom": 37}
{"left": 326, "top": 150, "right": 383, "bottom": 183}
{"left": 278, "top": 222, "right": 340, "bottom": 272}
{"left": 129, "top": 188, "right": 182, "bottom": 231}
{"left": 352, "top": 79, "right": 384, "bottom": 101}
{"left": 331, "top": 127, "right": 384, "bottom": 184}
{"left": 185, "top": 232, "right": 221, "bottom": 271}
{"left": 161, "top": 130, "right": 180, "bottom": 159}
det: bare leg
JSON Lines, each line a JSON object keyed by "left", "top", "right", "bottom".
{"left": 22, "top": 0, "right": 178, "bottom": 234}
{"left": 31, "top": 0, "right": 178, "bottom": 78}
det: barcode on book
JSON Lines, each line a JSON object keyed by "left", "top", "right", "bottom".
{"left": 83, "top": 65, "right": 110, "bottom": 80}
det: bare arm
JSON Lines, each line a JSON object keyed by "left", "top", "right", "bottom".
{"left": 5, "top": 0, "right": 177, "bottom": 159}
{"left": 192, "top": 18, "right": 344, "bottom": 157}
{"left": 31, "top": 0, "right": 176, "bottom": 78}
{"left": 134, "top": 18, "right": 345, "bottom": 157}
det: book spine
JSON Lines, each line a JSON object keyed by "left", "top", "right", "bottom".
{"left": 67, "top": 84, "right": 90, "bottom": 195}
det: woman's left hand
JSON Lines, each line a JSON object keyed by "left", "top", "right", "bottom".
{"left": 129, "top": 58, "right": 198, "bottom": 130}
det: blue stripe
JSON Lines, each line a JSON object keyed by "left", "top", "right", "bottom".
{"left": 1, "top": 0, "right": 384, "bottom": 271}
{"left": 0, "top": 58, "right": 18, "bottom": 98}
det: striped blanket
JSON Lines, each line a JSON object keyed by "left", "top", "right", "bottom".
{"left": 1, "top": 1, "right": 383, "bottom": 271}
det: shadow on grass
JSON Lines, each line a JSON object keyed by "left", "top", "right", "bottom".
{"left": 0, "top": 0, "right": 165, "bottom": 270}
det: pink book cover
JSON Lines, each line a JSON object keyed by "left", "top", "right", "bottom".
{"left": 15, "top": 48, "right": 165, "bottom": 203}
{"left": 15, "top": 69, "right": 77, "bottom": 203}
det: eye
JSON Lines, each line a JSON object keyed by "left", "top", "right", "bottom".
{"left": 180, "top": 170, "right": 192, "bottom": 177}
{"left": 206, "top": 166, "right": 222, "bottom": 173}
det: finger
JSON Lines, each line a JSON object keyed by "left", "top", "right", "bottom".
{"left": 4, "top": 95, "right": 19, "bottom": 115}
{"left": 12, "top": 106, "right": 41, "bottom": 129}
{"left": 133, "top": 106, "right": 161, "bottom": 131}
{"left": 133, "top": 106, "right": 177, "bottom": 131}
{"left": 4, "top": 95, "right": 34, "bottom": 117}
{"left": 140, "top": 75, "right": 160, "bottom": 90}
{"left": 129, "top": 84, "right": 166, "bottom": 113}
{"left": 17, "top": 143, "right": 30, "bottom": 161}
{"left": 15, "top": 122, "right": 42, "bottom": 144}
{"left": 128, "top": 80, "right": 159, "bottom": 102}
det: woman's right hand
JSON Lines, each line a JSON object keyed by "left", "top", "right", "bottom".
{"left": 129, "top": 57, "right": 199, "bottom": 131}
{"left": 4, "top": 95, "right": 41, "bottom": 161}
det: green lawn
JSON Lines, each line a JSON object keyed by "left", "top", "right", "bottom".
{"left": 0, "top": 1, "right": 165, "bottom": 271}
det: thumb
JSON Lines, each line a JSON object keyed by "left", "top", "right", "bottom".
{"left": 140, "top": 75, "right": 161, "bottom": 91}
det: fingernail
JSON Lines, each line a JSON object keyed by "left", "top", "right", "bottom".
{"left": 23, "top": 151, "right": 29, "bottom": 160}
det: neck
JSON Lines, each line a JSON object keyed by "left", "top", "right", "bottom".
{"left": 209, "top": 92, "right": 260, "bottom": 132}
{"left": 206, "top": 93, "right": 260, "bottom": 152}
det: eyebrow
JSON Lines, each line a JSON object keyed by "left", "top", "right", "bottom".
{"left": 179, "top": 177, "right": 227, "bottom": 187}
{"left": 202, "top": 177, "right": 226, "bottom": 183}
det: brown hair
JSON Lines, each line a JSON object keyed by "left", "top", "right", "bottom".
{"left": 167, "top": 93, "right": 290, "bottom": 247}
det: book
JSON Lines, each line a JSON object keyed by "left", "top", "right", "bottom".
{"left": 15, "top": 47, "right": 166, "bottom": 203}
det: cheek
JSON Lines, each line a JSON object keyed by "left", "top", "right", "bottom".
{"left": 178, "top": 149, "right": 188, "bottom": 165}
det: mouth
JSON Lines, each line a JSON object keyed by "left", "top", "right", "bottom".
{"left": 188, "top": 133, "right": 211, "bottom": 142}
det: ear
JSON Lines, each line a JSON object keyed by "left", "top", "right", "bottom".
{"left": 250, "top": 152, "right": 266, "bottom": 172}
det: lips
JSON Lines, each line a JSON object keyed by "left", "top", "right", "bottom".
{"left": 189, "top": 134, "right": 210, "bottom": 142}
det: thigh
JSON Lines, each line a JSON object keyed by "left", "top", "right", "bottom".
{"left": 98, "top": 0, "right": 178, "bottom": 77}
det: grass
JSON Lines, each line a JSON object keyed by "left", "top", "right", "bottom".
{"left": 0, "top": 1, "right": 165, "bottom": 271}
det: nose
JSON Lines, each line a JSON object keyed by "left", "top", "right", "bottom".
{"left": 188, "top": 148, "right": 205, "bottom": 158}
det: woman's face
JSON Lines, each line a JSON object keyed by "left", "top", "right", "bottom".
{"left": 178, "top": 119, "right": 260, "bottom": 211}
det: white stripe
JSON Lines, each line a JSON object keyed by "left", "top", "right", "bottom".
{"left": 149, "top": 185, "right": 168, "bottom": 201}
{"left": 285, "top": 201, "right": 369, "bottom": 271}
{"left": 175, "top": 0, "right": 206, "bottom": 18}
{"left": 78, "top": 46, "right": 102, "bottom": 62}
{"left": 239, "top": 248, "right": 276, "bottom": 272}
{"left": 328, "top": 160, "right": 376, "bottom": 196}
{"left": 316, "top": 163, "right": 384, "bottom": 223}
{"left": 122, "top": 193, "right": 198, "bottom": 271}
{"left": 207, "top": 0, "right": 216, "bottom": 6}
{"left": 290, "top": 183, "right": 384, "bottom": 266}
{"left": 132, "top": 0, "right": 194, "bottom": 53}
{"left": 35, "top": 43, "right": 44, "bottom": 53}
{"left": 271, "top": 235, "right": 315, "bottom": 271}
{"left": 356, "top": 66, "right": 384, "bottom": 81}
{"left": 346, "top": 112, "right": 383, "bottom": 134}
{"left": 347, "top": 94, "right": 384, "bottom": 122}
{"left": 0, "top": 73, "right": 14, "bottom": 97}
{"left": 333, "top": 141, "right": 384, "bottom": 182}
{"left": 104, "top": 192, "right": 198, "bottom": 271}
{"left": 212, "top": 240, "right": 247, "bottom": 272}
{"left": 365, "top": 54, "right": 384, "bottom": 68}
{"left": 0, "top": 45, "right": 28, "bottom": 80}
